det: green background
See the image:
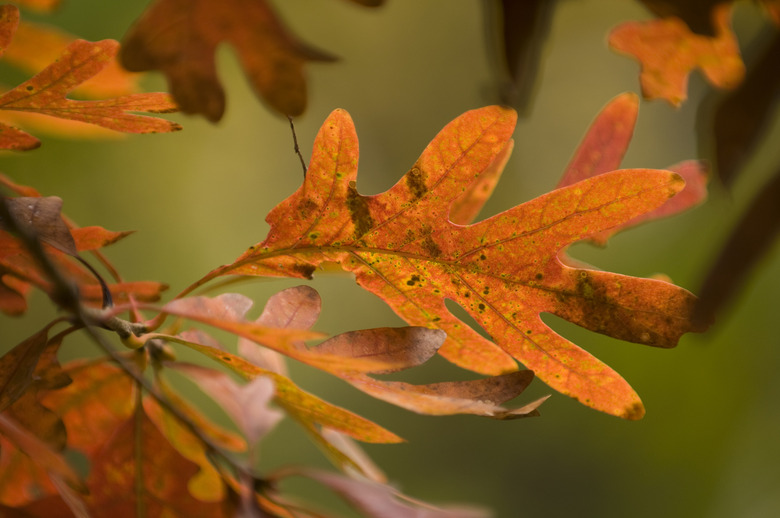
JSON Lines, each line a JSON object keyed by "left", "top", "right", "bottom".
{"left": 2, "top": 0, "right": 779, "bottom": 516}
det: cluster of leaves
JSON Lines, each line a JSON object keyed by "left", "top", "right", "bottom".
{"left": 496, "top": 0, "right": 780, "bottom": 327}
{"left": 0, "top": 0, "right": 748, "bottom": 516}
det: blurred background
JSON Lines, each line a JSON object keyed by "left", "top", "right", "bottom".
{"left": 1, "top": 0, "right": 779, "bottom": 516}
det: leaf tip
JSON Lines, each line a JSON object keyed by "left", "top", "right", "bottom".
{"left": 621, "top": 401, "right": 645, "bottom": 420}
{"left": 668, "top": 171, "right": 686, "bottom": 196}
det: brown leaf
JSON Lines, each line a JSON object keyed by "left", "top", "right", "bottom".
{"left": 312, "top": 327, "right": 445, "bottom": 374}
{"left": 0, "top": 324, "right": 55, "bottom": 412}
{"left": 0, "top": 197, "right": 77, "bottom": 256}
{"left": 121, "top": 0, "right": 336, "bottom": 121}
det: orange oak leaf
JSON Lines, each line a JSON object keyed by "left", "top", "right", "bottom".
{"left": 83, "top": 399, "right": 234, "bottom": 516}
{"left": 212, "top": 106, "right": 706, "bottom": 419}
{"left": 609, "top": 3, "right": 745, "bottom": 106}
{"left": 556, "top": 92, "right": 708, "bottom": 246}
{"left": 0, "top": 5, "right": 180, "bottom": 151}
{"left": 0, "top": 414, "right": 83, "bottom": 510}
{"left": 142, "top": 393, "right": 238, "bottom": 504}
{"left": 120, "top": 0, "right": 336, "bottom": 121}
{"left": 3, "top": 21, "right": 140, "bottom": 98}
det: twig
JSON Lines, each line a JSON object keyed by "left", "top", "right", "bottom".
{"left": 288, "top": 115, "right": 308, "bottom": 177}
{"left": 0, "top": 191, "right": 257, "bottom": 484}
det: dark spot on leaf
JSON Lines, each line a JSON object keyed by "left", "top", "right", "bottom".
{"left": 480, "top": 254, "right": 487, "bottom": 260}
{"left": 432, "top": 317, "right": 441, "bottom": 322}
{"left": 421, "top": 234, "right": 441, "bottom": 258}
{"left": 221, "top": 356, "right": 232, "bottom": 362}
{"left": 535, "top": 273, "right": 543, "bottom": 280}
{"left": 26, "top": 85, "right": 34, "bottom": 91}
{"left": 293, "top": 263, "right": 316, "bottom": 279}
{"left": 405, "top": 167, "right": 427, "bottom": 199}
{"left": 482, "top": 287, "right": 490, "bottom": 295}
{"left": 464, "top": 292, "right": 470, "bottom": 298}
{"left": 346, "top": 182, "right": 374, "bottom": 238}
{"left": 406, "top": 274, "right": 421, "bottom": 286}
{"left": 478, "top": 303, "right": 486, "bottom": 311}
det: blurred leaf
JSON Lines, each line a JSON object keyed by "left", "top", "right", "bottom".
{"left": 171, "top": 363, "right": 283, "bottom": 445}
{"left": 493, "top": 0, "right": 556, "bottom": 111}
{"left": 609, "top": 3, "right": 744, "bottom": 106}
{"left": 12, "top": 0, "right": 61, "bottom": 12}
{"left": 288, "top": 468, "right": 490, "bottom": 518}
{"left": 0, "top": 414, "right": 84, "bottom": 508}
{"left": 143, "top": 394, "right": 233, "bottom": 504}
{"left": 710, "top": 32, "right": 780, "bottom": 185}
{"left": 0, "top": 6, "right": 180, "bottom": 150}
{"left": 557, "top": 92, "right": 638, "bottom": 188}
{"left": 121, "top": 0, "right": 336, "bottom": 121}
{"left": 0, "top": 197, "right": 77, "bottom": 256}
{"left": 694, "top": 168, "right": 780, "bottom": 326}
{"left": 41, "top": 360, "right": 138, "bottom": 457}
{"left": 84, "top": 400, "right": 233, "bottom": 516}
{"left": 218, "top": 106, "right": 705, "bottom": 419}
{"left": 2, "top": 21, "right": 140, "bottom": 97}
{"left": 639, "top": 0, "right": 724, "bottom": 36}
{"left": 0, "top": 323, "right": 55, "bottom": 412}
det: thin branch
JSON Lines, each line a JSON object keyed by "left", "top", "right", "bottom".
{"left": 0, "top": 190, "right": 256, "bottom": 484}
{"left": 288, "top": 115, "right": 308, "bottom": 177}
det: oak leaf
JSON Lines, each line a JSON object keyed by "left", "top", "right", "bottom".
{"left": 556, "top": 92, "right": 708, "bottom": 246}
{"left": 609, "top": 3, "right": 745, "bottom": 106}
{"left": 214, "top": 106, "right": 706, "bottom": 419}
{"left": 0, "top": 5, "right": 180, "bottom": 151}
{"left": 120, "top": 0, "right": 336, "bottom": 121}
